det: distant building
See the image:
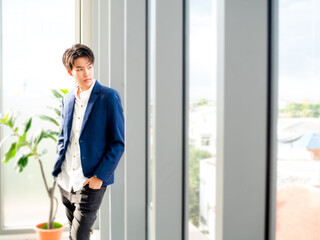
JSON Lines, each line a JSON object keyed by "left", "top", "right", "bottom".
{"left": 189, "top": 103, "right": 216, "bottom": 155}
{"left": 199, "top": 157, "right": 216, "bottom": 240}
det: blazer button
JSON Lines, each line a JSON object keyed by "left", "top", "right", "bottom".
{"left": 72, "top": 168, "right": 75, "bottom": 171}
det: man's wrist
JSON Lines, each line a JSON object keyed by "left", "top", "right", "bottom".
{"left": 93, "top": 175, "right": 102, "bottom": 182}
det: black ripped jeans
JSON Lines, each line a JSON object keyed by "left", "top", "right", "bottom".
{"left": 59, "top": 185, "right": 107, "bottom": 240}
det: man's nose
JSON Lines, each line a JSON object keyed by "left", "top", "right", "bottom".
{"left": 83, "top": 69, "right": 89, "bottom": 77}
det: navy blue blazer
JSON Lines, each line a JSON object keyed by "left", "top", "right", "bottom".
{"left": 52, "top": 80, "right": 125, "bottom": 186}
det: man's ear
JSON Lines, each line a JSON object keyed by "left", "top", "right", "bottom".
{"left": 66, "top": 68, "right": 73, "bottom": 76}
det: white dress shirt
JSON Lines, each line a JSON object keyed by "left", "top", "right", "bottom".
{"left": 57, "top": 79, "right": 96, "bottom": 192}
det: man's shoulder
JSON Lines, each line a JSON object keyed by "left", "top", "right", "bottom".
{"left": 99, "top": 84, "right": 120, "bottom": 98}
{"left": 63, "top": 88, "right": 76, "bottom": 103}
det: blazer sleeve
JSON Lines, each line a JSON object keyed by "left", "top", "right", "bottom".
{"left": 52, "top": 97, "right": 65, "bottom": 177}
{"left": 93, "top": 91, "right": 125, "bottom": 182}
{"left": 57, "top": 97, "right": 65, "bottom": 156}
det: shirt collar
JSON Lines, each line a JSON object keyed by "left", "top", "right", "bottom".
{"left": 75, "top": 79, "right": 96, "bottom": 101}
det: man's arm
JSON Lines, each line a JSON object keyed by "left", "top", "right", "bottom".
{"left": 93, "top": 91, "right": 125, "bottom": 183}
{"left": 52, "top": 97, "right": 65, "bottom": 178}
{"left": 56, "top": 98, "right": 65, "bottom": 156}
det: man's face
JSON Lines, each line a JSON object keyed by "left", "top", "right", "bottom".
{"left": 67, "top": 57, "right": 94, "bottom": 91}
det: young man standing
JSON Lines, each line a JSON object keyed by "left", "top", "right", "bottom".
{"left": 52, "top": 44, "right": 125, "bottom": 240}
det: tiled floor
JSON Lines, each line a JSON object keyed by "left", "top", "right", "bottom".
{"left": 62, "top": 230, "right": 100, "bottom": 240}
{"left": 276, "top": 185, "right": 320, "bottom": 240}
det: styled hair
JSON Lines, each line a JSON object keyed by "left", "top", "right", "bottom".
{"left": 62, "top": 44, "right": 95, "bottom": 70}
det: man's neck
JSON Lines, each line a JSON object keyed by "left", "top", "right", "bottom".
{"left": 77, "top": 80, "right": 95, "bottom": 99}
{"left": 77, "top": 87, "right": 85, "bottom": 99}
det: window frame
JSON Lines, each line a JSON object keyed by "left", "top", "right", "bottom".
{"left": 215, "top": 0, "right": 274, "bottom": 239}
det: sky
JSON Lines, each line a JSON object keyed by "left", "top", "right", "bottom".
{"left": 3, "top": 0, "right": 316, "bottom": 104}
{"left": 278, "top": 0, "right": 320, "bottom": 102}
{"left": 189, "top": 0, "right": 216, "bottom": 103}
{"left": 2, "top": 0, "right": 75, "bottom": 102}
{"left": 188, "top": 0, "right": 320, "bottom": 103}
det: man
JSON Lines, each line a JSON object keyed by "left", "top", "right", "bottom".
{"left": 52, "top": 44, "right": 125, "bottom": 240}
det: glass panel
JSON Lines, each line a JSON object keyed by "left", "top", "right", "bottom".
{"left": 188, "top": 0, "right": 217, "bottom": 239}
{"left": 1, "top": 0, "right": 75, "bottom": 229}
{"left": 276, "top": 0, "right": 320, "bottom": 239}
{"left": 147, "top": 0, "right": 156, "bottom": 239}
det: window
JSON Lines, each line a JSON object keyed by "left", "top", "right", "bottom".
{"left": 276, "top": 0, "right": 320, "bottom": 239}
{"left": 187, "top": 0, "right": 217, "bottom": 239}
{"left": 1, "top": 0, "right": 75, "bottom": 231}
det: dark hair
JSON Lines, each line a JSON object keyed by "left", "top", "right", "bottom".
{"left": 62, "top": 44, "right": 95, "bottom": 70}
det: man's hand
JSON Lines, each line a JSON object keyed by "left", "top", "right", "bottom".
{"left": 83, "top": 176, "right": 103, "bottom": 189}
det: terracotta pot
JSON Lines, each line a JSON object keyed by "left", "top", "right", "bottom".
{"left": 35, "top": 222, "right": 65, "bottom": 240}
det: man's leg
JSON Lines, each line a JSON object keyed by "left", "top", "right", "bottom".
{"left": 59, "top": 186, "right": 76, "bottom": 237}
{"left": 71, "top": 185, "right": 107, "bottom": 240}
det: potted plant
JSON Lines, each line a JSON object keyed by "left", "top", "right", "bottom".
{"left": 0, "top": 89, "right": 68, "bottom": 240}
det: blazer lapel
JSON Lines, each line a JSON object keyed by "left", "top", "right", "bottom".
{"left": 80, "top": 81, "right": 101, "bottom": 137}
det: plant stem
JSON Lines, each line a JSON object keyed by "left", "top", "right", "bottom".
{"left": 10, "top": 126, "right": 56, "bottom": 229}
{"left": 36, "top": 156, "right": 50, "bottom": 195}
{"left": 48, "top": 180, "right": 57, "bottom": 229}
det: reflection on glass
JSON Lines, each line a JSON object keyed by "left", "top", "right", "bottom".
{"left": 1, "top": 0, "right": 75, "bottom": 228}
{"left": 276, "top": 0, "right": 320, "bottom": 239}
{"left": 188, "top": 0, "right": 217, "bottom": 239}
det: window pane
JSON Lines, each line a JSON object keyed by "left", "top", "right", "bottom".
{"left": 188, "top": 0, "right": 217, "bottom": 239}
{"left": 276, "top": 0, "right": 320, "bottom": 239}
{"left": 1, "top": 0, "right": 75, "bottom": 229}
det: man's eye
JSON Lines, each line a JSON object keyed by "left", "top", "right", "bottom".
{"left": 77, "top": 69, "right": 82, "bottom": 71}
{"left": 88, "top": 66, "right": 92, "bottom": 69}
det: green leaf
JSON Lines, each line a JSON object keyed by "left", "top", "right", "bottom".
{"left": 33, "top": 129, "right": 58, "bottom": 149}
{"left": 15, "top": 154, "right": 30, "bottom": 173}
{"left": 31, "top": 135, "right": 37, "bottom": 145}
{"left": 51, "top": 89, "right": 63, "bottom": 99}
{"left": 46, "top": 134, "right": 57, "bottom": 142}
{"left": 59, "top": 89, "right": 69, "bottom": 95}
{"left": 41, "top": 222, "right": 63, "bottom": 229}
{"left": 45, "top": 130, "right": 59, "bottom": 141}
{"left": 6, "top": 112, "right": 17, "bottom": 128}
{"left": 4, "top": 112, "right": 10, "bottom": 122}
{"left": 38, "top": 115, "right": 59, "bottom": 126}
{"left": 2, "top": 142, "right": 17, "bottom": 163}
{"left": 32, "top": 130, "right": 41, "bottom": 150}
{"left": 16, "top": 134, "right": 28, "bottom": 151}
{"left": 48, "top": 131, "right": 60, "bottom": 136}
{"left": 26, "top": 152, "right": 34, "bottom": 158}
{"left": 24, "top": 117, "right": 32, "bottom": 133}
{"left": 15, "top": 153, "right": 33, "bottom": 173}
{"left": 36, "top": 130, "right": 46, "bottom": 145}
{"left": 45, "top": 130, "right": 57, "bottom": 142}
{"left": 0, "top": 114, "right": 5, "bottom": 123}
{"left": 46, "top": 106, "right": 61, "bottom": 117}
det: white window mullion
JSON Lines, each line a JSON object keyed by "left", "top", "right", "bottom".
{"left": 216, "top": 0, "right": 269, "bottom": 239}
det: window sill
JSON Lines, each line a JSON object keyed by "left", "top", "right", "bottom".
{"left": 0, "top": 230, "right": 99, "bottom": 240}
{"left": 0, "top": 232, "right": 68, "bottom": 240}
